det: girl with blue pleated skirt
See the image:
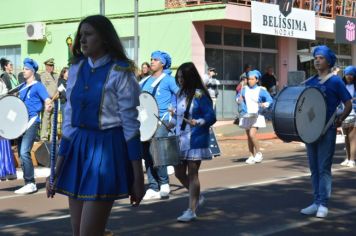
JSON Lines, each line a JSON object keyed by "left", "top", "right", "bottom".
{"left": 46, "top": 15, "right": 144, "bottom": 236}
{"left": 0, "top": 78, "right": 17, "bottom": 181}
{"left": 237, "top": 70, "right": 273, "bottom": 165}
{"left": 171, "top": 62, "right": 216, "bottom": 222}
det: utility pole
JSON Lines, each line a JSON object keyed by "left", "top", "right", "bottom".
{"left": 134, "top": 0, "right": 139, "bottom": 65}
{"left": 100, "top": 0, "right": 105, "bottom": 15}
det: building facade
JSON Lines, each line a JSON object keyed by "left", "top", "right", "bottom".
{"left": 1, "top": 0, "right": 355, "bottom": 118}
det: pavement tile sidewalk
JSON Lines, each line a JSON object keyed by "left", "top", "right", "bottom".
{"left": 213, "top": 119, "right": 277, "bottom": 140}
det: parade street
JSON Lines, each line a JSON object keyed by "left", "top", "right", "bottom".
{"left": 0, "top": 122, "right": 355, "bottom": 236}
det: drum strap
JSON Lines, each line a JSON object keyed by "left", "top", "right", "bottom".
{"left": 301, "top": 73, "right": 333, "bottom": 85}
{"left": 181, "top": 97, "right": 193, "bottom": 131}
{"left": 140, "top": 73, "right": 166, "bottom": 97}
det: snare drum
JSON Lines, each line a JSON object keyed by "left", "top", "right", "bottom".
{"left": 272, "top": 86, "right": 327, "bottom": 144}
{"left": 137, "top": 92, "right": 159, "bottom": 142}
{"left": 0, "top": 96, "right": 29, "bottom": 139}
{"left": 150, "top": 135, "right": 181, "bottom": 167}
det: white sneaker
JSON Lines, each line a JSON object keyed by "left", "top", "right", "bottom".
{"left": 160, "top": 184, "right": 170, "bottom": 198}
{"left": 316, "top": 205, "right": 328, "bottom": 218}
{"left": 245, "top": 156, "right": 256, "bottom": 164}
{"left": 300, "top": 203, "right": 319, "bottom": 215}
{"left": 254, "top": 152, "right": 263, "bottom": 163}
{"left": 347, "top": 160, "right": 355, "bottom": 167}
{"left": 14, "top": 183, "right": 37, "bottom": 194}
{"left": 167, "top": 166, "right": 175, "bottom": 175}
{"left": 143, "top": 189, "right": 161, "bottom": 200}
{"left": 177, "top": 209, "right": 197, "bottom": 222}
{"left": 340, "top": 159, "right": 349, "bottom": 166}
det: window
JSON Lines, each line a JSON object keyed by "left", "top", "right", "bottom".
{"left": 205, "top": 26, "right": 278, "bottom": 80}
{"left": 0, "top": 45, "right": 21, "bottom": 75}
{"left": 224, "top": 28, "right": 241, "bottom": 46}
{"left": 261, "top": 53, "right": 276, "bottom": 74}
{"left": 243, "top": 31, "right": 260, "bottom": 48}
{"left": 205, "top": 48, "right": 223, "bottom": 78}
{"left": 243, "top": 52, "right": 260, "bottom": 72}
{"left": 224, "top": 50, "right": 242, "bottom": 80}
{"left": 340, "top": 44, "right": 352, "bottom": 55}
{"left": 121, "top": 37, "right": 138, "bottom": 60}
{"left": 205, "top": 26, "right": 222, "bottom": 45}
{"left": 262, "top": 35, "right": 277, "bottom": 49}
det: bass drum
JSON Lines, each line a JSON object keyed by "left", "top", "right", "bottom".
{"left": 137, "top": 92, "right": 159, "bottom": 142}
{"left": 0, "top": 95, "right": 29, "bottom": 140}
{"left": 272, "top": 86, "right": 327, "bottom": 144}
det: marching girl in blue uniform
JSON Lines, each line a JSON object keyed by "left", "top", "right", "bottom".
{"left": 0, "top": 78, "right": 16, "bottom": 181}
{"left": 171, "top": 62, "right": 216, "bottom": 222}
{"left": 340, "top": 66, "right": 356, "bottom": 168}
{"left": 46, "top": 15, "right": 144, "bottom": 236}
{"left": 237, "top": 70, "right": 273, "bottom": 165}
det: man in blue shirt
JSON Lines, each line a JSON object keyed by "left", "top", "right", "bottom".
{"left": 140, "top": 51, "right": 179, "bottom": 200}
{"left": 300, "top": 45, "right": 352, "bottom": 218}
{"left": 14, "top": 58, "right": 52, "bottom": 195}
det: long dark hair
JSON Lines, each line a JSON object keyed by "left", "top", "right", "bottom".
{"left": 59, "top": 67, "right": 69, "bottom": 79}
{"left": 342, "top": 75, "right": 356, "bottom": 88}
{"left": 71, "top": 15, "right": 133, "bottom": 67}
{"left": 175, "top": 62, "right": 212, "bottom": 102}
{"left": 0, "top": 58, "right": 9, "bottom": 71}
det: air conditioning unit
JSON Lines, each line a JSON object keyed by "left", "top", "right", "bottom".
{"left": 25, "top": 22, "right": 46, "bottom": 40}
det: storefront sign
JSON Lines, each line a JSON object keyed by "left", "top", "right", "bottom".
{"left": 335, "top": 16, "right": 356, "bottom": 44}
{"left": 251, "top": 1, "right": 315, "bottom": 40}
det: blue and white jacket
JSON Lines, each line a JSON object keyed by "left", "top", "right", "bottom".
{"left": 236, "top": 85, "right": 273, "bottom": 116}
{"left": 58, "top": 55, "right": 141, "bottom": 160}
{"left": 172, "top": 90, "right": 216, "bottom": 149}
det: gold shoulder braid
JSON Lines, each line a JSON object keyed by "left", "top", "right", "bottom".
{"left": 113, "top": 61, "right": 136, "bottom": 73}
{"left": 194, "top": 89, "right": 203, "bottom": 99}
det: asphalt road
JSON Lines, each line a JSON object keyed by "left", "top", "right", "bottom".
{"left": 0, "top": 137, "right": 355, "bottom": 236}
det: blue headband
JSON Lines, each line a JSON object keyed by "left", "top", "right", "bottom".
{"left": 313, "top": 45, "right": 337, "bottom": 68}
{"left": 247, "top": 70, "right": 262, "bottom": 80}
{"left": 151, "top": 50, "right": 172, "bottom": 70}
{"left": 23, "top": 58, "right": 38, "bottom": 73}
{"left": 344, "top": 65, "right": 356, "bottom": 76}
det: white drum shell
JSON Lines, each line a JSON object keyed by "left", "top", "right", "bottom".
{"left": 138, "top": 92, "right": 159, "bottom": 142}
{"left": 272, "top": 87, "right": 327, "bottom": 144}
{"left": 0, "top": 96, "right": 29, "bottom": 140}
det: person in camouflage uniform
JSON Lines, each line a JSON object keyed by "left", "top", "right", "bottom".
{"left": 40, "top": 58, "right": 58, "bottom": 141}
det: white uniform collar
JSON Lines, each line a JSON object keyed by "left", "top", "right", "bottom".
{"left": 88, "top": 54, "right": 111, "bottom": 69}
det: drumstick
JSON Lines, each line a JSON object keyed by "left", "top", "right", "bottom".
{"left": 49, "top": 99, "right": 59, "bottom": 196}
{"left": 154, "top": 114, "right": 172, "bottom": 132}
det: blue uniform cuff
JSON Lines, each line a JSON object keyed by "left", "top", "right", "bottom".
{"left": 58, "top": 137, "right": 71, "bottom": 156}
{"left": 127, "top": 135, "right": 142, "bottom": 160}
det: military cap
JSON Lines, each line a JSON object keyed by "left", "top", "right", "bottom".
{"left": 44, "top": 58, "right": 55, "bottom": 66}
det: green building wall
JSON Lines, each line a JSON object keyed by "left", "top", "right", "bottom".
{"left": 0, "top": 0, "right": 225, "bottom": 72}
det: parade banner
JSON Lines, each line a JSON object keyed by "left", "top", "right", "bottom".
{"left": 335, "top": 16, "right": 356, "bottom": 44}
{"left": 251, "top": 1, "right": 315, "bottom": 40}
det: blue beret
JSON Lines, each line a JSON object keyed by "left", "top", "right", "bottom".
{"left": 247, "top": 70, "right": 262, "bottom": 80}
{"left": 344, "top": 65, "right": 356, "bottom": 77}
{"left": 151, "top": 51, "right": 172, "bottom": 70}
{"left": 313, "top": 45, "right": 337, "bottom": 68}
{"left": 23, "top": 58, "right": 38, "bottom": 73}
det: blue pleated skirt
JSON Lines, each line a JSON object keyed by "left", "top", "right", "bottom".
{"left": 56, "top": 127, "right": 132, "bottom": 201}
{"left": 0, "top": 138, "right": 17, "bottom": 180}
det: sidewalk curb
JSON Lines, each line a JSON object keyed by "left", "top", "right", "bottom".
{"left": 217, "top": 132, "right": 278, "bottom": 141}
